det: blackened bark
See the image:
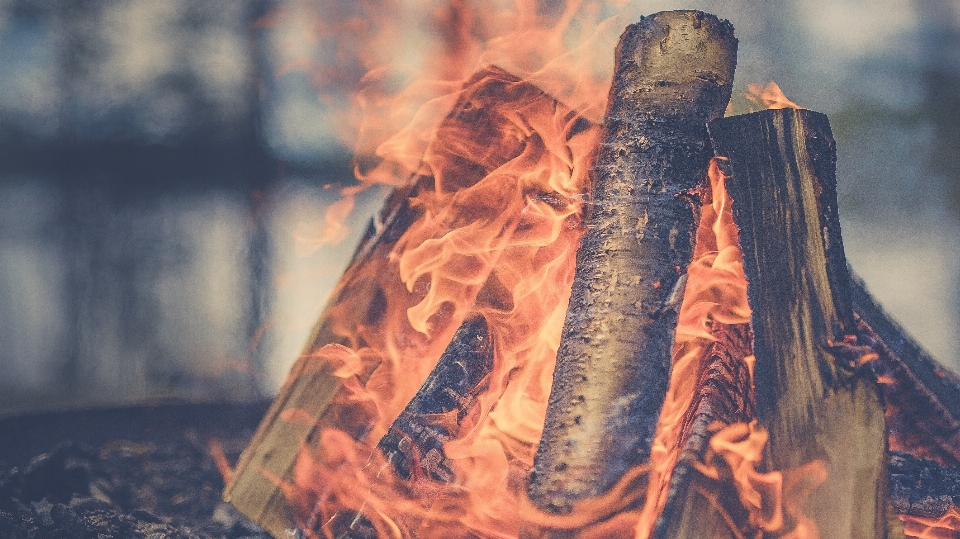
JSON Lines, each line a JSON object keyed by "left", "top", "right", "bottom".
{"left": 528, "top": 10, "right": 737, "bottom": 514}
{"left": 708, "top": 108, "right": 893, "bottom": 538}
{"left": 888, "top": 451, "right": 960, "bottom": 520}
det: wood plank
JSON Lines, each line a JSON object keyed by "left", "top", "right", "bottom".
{"left": 706, "top": 108, "right": 896, "bottom": 539}
{"left": 528, "top": 10, "right": 737, "bottom": 518}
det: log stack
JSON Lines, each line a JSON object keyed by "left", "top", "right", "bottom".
{"left": 225, "top": 9, "right": 960, "bottom": 539}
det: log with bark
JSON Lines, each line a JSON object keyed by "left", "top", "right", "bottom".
{"left": 527, "top": 10, "right": 738, "bottom": 517}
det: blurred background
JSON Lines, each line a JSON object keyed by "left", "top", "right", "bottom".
{"left": 0, "top": 0, "right": 958, "bottom": 415}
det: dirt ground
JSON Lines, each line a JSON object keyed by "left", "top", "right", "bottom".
{"left": 0, "top": 401, "right": 276, "bottom": 539}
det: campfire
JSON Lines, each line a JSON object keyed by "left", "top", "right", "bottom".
{"left": 224, "top": 9, "right": 960, "bottom": 539}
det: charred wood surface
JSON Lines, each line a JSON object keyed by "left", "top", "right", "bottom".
{"left": 852, "top": 275, "right": 960, "bottom": 466}
{"left": 377, "top": 316, "right": 495, "bottom": 482}
{"left": 528, "top": 10, "right": 737, "bottom": 514}
{"left": 653, "top": 323, "right": 755, "bottom": 539}
{"left": 888, "top": 451, "right": 960, "bottom": 519}
{"left": 707, "top": 108, "right": 894, "bottom": 538}
{"left": 225, "top": 67, "right": 546, "bottom": 538}
{"left": 331, "top": 317, "right": 495, "bottom": 538}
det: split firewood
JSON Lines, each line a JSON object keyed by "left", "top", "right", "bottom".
{"left": 527, "top": 10, "right": 737, "bottom": 517}
{"left": 650, "top": 324, "right": 756, "bottom": 539}
{"left": 705, "top": 108, "right": 896, "bottom": 538}
{"left": 225, "top": 66, "right": 556, "bottom": 538}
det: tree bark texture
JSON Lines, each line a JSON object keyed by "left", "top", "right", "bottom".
{"left": 225, "top": 67, "right": 548, "bottom": 538}
{"left": 528, "top": 10, "right": 737, "bottom": 514}
{"left": 708, "top": 108, "right": 895, "bottom": 539}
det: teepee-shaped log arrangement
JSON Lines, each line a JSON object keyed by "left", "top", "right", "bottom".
{"left": 225, "top": 10, "right": 960, "bottom": 539}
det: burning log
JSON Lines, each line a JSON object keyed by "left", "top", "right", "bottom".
{"left": 377, "top": 315, "right": 495, "bottom": 483}
{"left": 224, "top": 66, "right": 575, "bottom": 538}
{"left": 852, "top": 276, "right": 960, "bottom": 466}
{"left": 326, "top": 316, "right": 495, "bottom": 539}
{"left": 702, "top": 108, "right": 894, "bottom": 537}
{"left": 528, "top": 10, "right": 737, "bottom": 515}
{"left": 649, "top": 325, "right": 757, "bottom": 539}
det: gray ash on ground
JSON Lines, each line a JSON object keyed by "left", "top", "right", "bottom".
{"left": 0, "top": 401, "right": 274, "bottom": 539}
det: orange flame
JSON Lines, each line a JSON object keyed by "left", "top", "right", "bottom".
{"left": 902, "top": 508, "right": 960, "bottom": 539}
{"left": 268, "top": 0, "right": 623, "bottom": 249}
{"left": 283, "top": 65, "right": 599, "bottom": 538}
{"left": 745, "top": 81, "right": 804, "bottom": 110}
{"left": 263, "top": 0, "right": 952, "bottom": 535}
{"left": 635, "top": 157, "right": 753, "bottom": 538}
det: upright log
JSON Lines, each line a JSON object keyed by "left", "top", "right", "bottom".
{"left": 528, "top": 10, "right": 737, "bottom": 514}
{"left": 707, "top": 108, "right": 896, "bottom": 538}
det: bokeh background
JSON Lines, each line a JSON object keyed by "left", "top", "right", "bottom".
{"left": 1, "top": 0, "right": 958, "bottom": 415}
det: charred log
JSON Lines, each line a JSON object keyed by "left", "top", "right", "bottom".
{"left": 652, "top": 323, "right": 756, "bottom": 538}
{"left": 888, "top": 451, "right": 960, "bottom": 521}
{"left": 377, "top": 316, "right": 495, "bottom": 482}
{"left": 707, "top": 108, "right": 894, "bottom": 538}
{"left": 852, "top": 276, "right": 960, "bottom": 466}
{"left": 528, "top": 10, "right": 737, "bottom": 515}
{"left": 329, "top": 317, "right": 495, "bottom": 538}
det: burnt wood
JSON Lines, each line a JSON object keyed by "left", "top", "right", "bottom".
{"left": 328, "top": 316, "right": 495, "bottom": 539}
{"left": 528, "top": 10, "right": 737, "bottom": 515}
{"left": 852, "top": 275, "right": 960, "bottom": 466}
{"left": 652, "top": 324, "right": 755, "bottom": 539}
{"left": 377, "top": 316, "right": 495, "bottom": 482}
{"left": 888, "top": 451, "right": 960, "bottom": 520}
{"left": 707, "top": 108, "right": 894, "bottom": 538}
{"left": 225, "top": 67, "right": 550, "bottom": 538}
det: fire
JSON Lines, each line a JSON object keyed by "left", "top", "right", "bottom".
{"left": 902, "top": 508, "right": 960, "bottom": 539}
{"left": 745, "top": 81, "right": 804, "bottom": 110}
{"left": 284, "top": 66, "right": 599, "bottom": 537}
{"left": 634, "top": 157, "right": 753, "bottom": 537}
{"left": 260, "top": 0, "right": 958, "bottom": 536}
